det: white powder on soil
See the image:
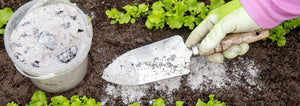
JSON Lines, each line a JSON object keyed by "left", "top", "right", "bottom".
{"left": 103, "top": 76, "right": 182, "bottom": 104}
{"left": 103, "top": 56, "right": 261, "bottom": 105}
{"left": 187, "top": 57, "right": 229, "bottom": 90}
{"left": 10, "top": 3, "right": 88, "bottom": 68}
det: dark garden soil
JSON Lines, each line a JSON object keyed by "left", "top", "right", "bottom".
{"left": 0, "top": 0, "right": 299, "bottom": 105}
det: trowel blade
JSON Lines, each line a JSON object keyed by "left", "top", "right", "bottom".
{"left": 102, "top": 35, "right": 193, "bottom": 85}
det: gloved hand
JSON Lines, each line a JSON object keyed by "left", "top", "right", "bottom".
{"left": 185, "top": 0, "right": 261, "bottom": 64}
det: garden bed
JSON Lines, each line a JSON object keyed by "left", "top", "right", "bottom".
{"left": 0, "top": 0, "right": 299, "bottom": 105}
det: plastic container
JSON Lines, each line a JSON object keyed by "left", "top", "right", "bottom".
{"left": 4, "top": 0, "right": 93, "bottom": 93}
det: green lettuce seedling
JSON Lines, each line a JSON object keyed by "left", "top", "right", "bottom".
{"left": 152, "top": 98, "right": 165, "bottom": 106}
{"left": 106, "top": 0, "right": 225, "bottom": 30}
{"left": 196, "top": 94, "right": 226, "bottom": 106}
{"left": 268, "top": 17, "right": 300, "bottom": 46}
{"left": 128, "top": 103, "right": 140, "bottom": 106}
{"left": 8, "top": 91, "right": 101, "bottom": 106}
{"left": 175, "top": 101, "right": 184, "bottom": 106}
{"left": 0, "top": 7, "right": 14, "bottom": 34}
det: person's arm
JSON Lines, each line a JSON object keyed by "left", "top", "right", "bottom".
{"left": 241, "top": 0, "right": 300, "bottom": 29}
{"left": 185, "top": 0, "right": 300, "bottom": 64}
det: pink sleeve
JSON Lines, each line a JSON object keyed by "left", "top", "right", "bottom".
{"left": 240, "top": 0, "right": 300, "bottom": 29}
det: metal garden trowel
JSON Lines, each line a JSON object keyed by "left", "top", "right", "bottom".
{"left": 102, "top": 30, "right": 269, "bottom": 85}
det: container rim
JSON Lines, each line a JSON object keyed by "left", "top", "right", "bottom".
{"left": 4, "top": 0, "right": 93, "bottom": 76}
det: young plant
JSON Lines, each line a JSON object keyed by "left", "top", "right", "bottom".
{"left": 106, "top": 3, "right": 149, "bottom": 24}
{"left": 196, "top": 94, "right": 226, "bottom": 106}
{"left": 152, "top": 97, "right": 165, "bottom": 106}
{"left": 128, "top": 103, "right": 140, "bottom": 106}
{"left": 106, "top": 0, "right": 224, "bottom": 30}
{"left": 145, "top": 1, "right": 166, "bottom": 30}
{"left": 106, "top": 8, "right": 131, "bottom": 24}
{"left": 8, "top": 91, "right": 228, "bottom": 106}
{"left": 123, "top": 3, "right": 149, "bottom": 23}
{"left": 0, "top": 7, "right": 14, "bottom": 34}
{"left": 268, "top": 17, "right": 300, "bottom": 46}
{"left": 175, "top": 101, "right": 184, "bottom": 106}
{"left": 8, "top": 91, "right": 101, "bottom": 106}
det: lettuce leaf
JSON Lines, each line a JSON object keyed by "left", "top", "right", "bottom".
{"left": 0, "top": 7, "right": 14, "bottom": 34}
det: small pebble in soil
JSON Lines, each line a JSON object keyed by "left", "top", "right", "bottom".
{"left": 57, "top": 46, "right": 78, "bottom": 63}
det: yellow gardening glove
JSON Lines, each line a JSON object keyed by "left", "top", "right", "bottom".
{"left": 185, "top": 0, "right": 261, "bottom": 63}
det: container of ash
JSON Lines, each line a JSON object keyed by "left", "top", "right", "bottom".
{"left": 4, "top": 0, "right": 93, "bottom": 93}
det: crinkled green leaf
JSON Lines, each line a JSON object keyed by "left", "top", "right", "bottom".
{"left": 110, "top": 20, "right": 117, "bottom": 24}
{"left": 86, "top": 98, "right": 101, "bottom": 106}
{"left": 184, "top": 0, "right": 203, "bottom": 15}
{"left": 148, "top": 10, "right": 165, "bottom": 24}
{"left": 152, "top": 98, "right": 165, "bottom": 106}
{"left": 0, "top": 28, "right": 4, "bottom": 34}
{"left": 194, "top": 16, "right": 203, "bottom": 25}
{"left": 184, "top": 15, "right": 195, "bottom": 30}
{"left": 184, "top": 0, "right": 197, "bottom": 7}
{"left": 174, "top": 1, "right": 187, "bottom": 16}
{"left": 199, "top": 3, "right": 209, "bottom": 19}
{"left": 49, "top": 95, "right": 70, "bottom": 106}
{"left": 80, "top": 96, "right": 89, "bottom": 104}
{"left": 8, "top": 91, "right": 102, "bottom": 106}
{"left": 130, "top": 18, "right": 136, "bottom": 24}
{"left": 106, "top": 9, "right": 129, "bottom": 24}
{"left": 28, "top": 102, "right": 44, "bottom": 106}
{"left": 189, "top": 2, "right": 205, "bottom": 16}
{"left": 0, "top": 7, "right": 14, "bottom": 34}
{"left": 289, "top": 17, "right": 300, "bottom": 28}
{"left": 152, "top": 1, "right": 164, "bottom": 10}
{"left": 268, "top": 16, "right": 300, "bottom": 46}
{"left": 145, "top": 18, "right": 165, "bottom": 30}
{"left": 119, "top": 13, "right": 131, "bottom": 24}
{"left": 0, "top": 7, "right": 13, "bottom": 27}
{"left": 196, "top": 95, "right": 226, "bottom": 106}
{"left": 30, "top": 91, "right": 47, "bottom": 106}
{"left": 175, "top": 101, "right": 184, "bottom": 106}
{"left": 7, "top": 102, "right": 19, "bottom": 106}
{"left": 195, "top": 99, "right": 206, "bottom": 106}
{"left": 166, "top": 14, "right": 184, "bottom": 29}
{"left": 276, "top": 36, "right": 286, "bottom": 47}
{"left": 123, "top": 5, "right": 138, "bottom": 17}
{"left": 163, "top": 0, "right": 176, "bottom": 11}
{"left": 269, "top": 25, "right": 287, "bottom": 46}
{"left": 106, "top": 8, "right": 120, "bottom": 19}
{"left": 165, "top": 10, "right": 176, "bottom": 17}
{"left": 137, "top": 3, "right": 149, "bottom": 15}
{"left": 87, "top": 15, "right": 92, "bottom": 22}
{"left": 70, "top": 95, "right": 80, "bottom": 102}
{"left": 128, "top": 103, "right": 140, "bottom": 106}
{"left": 145, "top": 19, "right": 154, "bottom": 29}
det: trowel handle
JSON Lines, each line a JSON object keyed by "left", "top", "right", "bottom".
{"left": 194, "top": 29, "right": 269, "bottom": 56}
